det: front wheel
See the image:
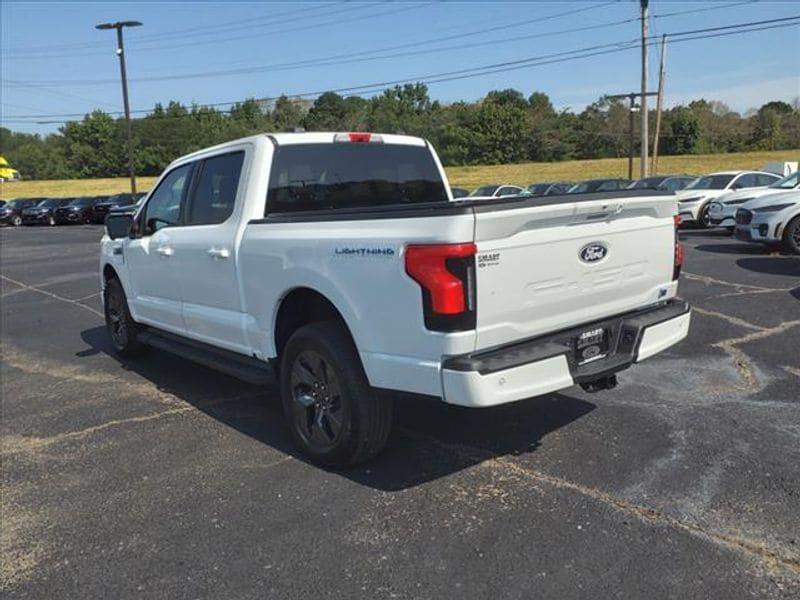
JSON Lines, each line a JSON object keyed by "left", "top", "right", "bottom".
{"left": 47, "top": 215, "right": 56, "bottom": 226}
{"left": 782, "top": 216, "right": 800, "bottom": 255}
{"left": 280, "top": 321, "right": 393, "bottom": 467}
{"left": 104, "top": 278, "right": 146, "bottom": 357}
{"left": 12, "top": 215, "right": 22, "bottom": 227}
{"left": 698, "top": 204, "right": 712, "bottom": 229}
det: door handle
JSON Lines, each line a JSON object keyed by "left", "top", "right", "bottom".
{"left": 207, "top": 248, "right": 230, "bottom": 260}
{"left": 156, "top": 246, "right": 174, "bottom": 257}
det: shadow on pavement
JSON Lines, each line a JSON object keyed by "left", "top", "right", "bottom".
{"left": 736, "top": 257, "right": 800, "bottom": 277}
{"left": 79, "top": 325, "right": 595, "bottom": 491}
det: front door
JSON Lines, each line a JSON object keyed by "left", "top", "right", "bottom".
{"left": 125, "top": 163, "right": 193, "bottom": 333}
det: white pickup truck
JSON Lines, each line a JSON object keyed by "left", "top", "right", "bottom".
{"left": 100, "top": 132, "right": 690, "bottom": 466}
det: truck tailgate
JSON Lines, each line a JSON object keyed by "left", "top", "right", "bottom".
{"left": 473, "top": 193, "right": 677, "bottom": 350}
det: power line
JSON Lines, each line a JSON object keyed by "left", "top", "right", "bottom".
{"left": 2, "top": 2, "right": 429, "bottom": 60}
{"left": 6, "top": 4, "right": 632, "bottom": 87}
{"left": 1, "top": 2, "right": 357, "bottom": 56}
{"left": 3, "top": 15, "right": 797, "bottom": 124}
{"left": 3, "top": 1, "right": 755, "bottom": 88}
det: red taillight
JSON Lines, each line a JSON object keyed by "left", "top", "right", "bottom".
{"left": 348, "top": 132, "right": 371, "bottom": 143}
{"left": 673, "top": 240, "right": 684, "bottom": 280}
{"left": 405, "top": 243, "right": 475, "bottom": 314}
{"left": 673, "top": 214, "right": 682, "bottom": 227}
{"left": 405, "top": 243, "right": 477, "bottom": 331}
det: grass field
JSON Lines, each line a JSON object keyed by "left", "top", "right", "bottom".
{"left": 1, "top": 149, "right": 797, "bottom": 200}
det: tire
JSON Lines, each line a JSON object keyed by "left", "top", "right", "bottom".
{"left": 12, "top": 215, "right": 22, "bottom": 227}
{"left": 280, "top": 321, "right": 393, "bottom": 467}
{"left": 103, "top": 278, "right": 147, "bottom": 357}
{"left": 698, "top": 203, "right": 712, "bottom": 229}
{"left": 782, "top": 216, "right": 800, "bottom": 255}
{"left": 47, "top": 215, "right": 56, "bottom": 226}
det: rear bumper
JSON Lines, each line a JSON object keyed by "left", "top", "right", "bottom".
{"left": 441, "top": 300, "right": 691, "bottom": 407}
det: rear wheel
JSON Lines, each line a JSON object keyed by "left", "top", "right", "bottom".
{"left": 11, "top": 215, "right": 22, "bottom": 226}
{"left": 47, "top": 215, "right": 55, "bottom": 226}
{"left": 782, "top": 216, "right": 800, "bottom": 255}
{"left": 280, "top": 321, "right": 393, "bottom": 467}
{"left": 104, "top": 278, "right": 146, "bottom": 357}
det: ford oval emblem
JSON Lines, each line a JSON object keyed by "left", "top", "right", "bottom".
{"left": 579, "top": 242, "right": 608, "bottom": 263}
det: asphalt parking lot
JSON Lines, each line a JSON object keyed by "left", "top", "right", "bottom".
{"left": 1, "top": 224, "right": 799, "bottom": 599}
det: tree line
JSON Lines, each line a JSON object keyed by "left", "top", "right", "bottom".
{"left": 2, "top": 84, "right": 798, "bottom": 180}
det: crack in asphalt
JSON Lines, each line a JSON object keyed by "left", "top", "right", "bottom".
{"left": 398, "top": 428, "right": 800, "bottom": 578}
{"left": 0, "top": 274, "right": 103, "bottom": 318}
{"left": 1, "top": 392, "right": 264, "bottom": 455}
{"left": 682, "top": 271, "right": 798, "bottom": 294}
{"left": 691, "top": 306, "right": 766, "bottom": 331}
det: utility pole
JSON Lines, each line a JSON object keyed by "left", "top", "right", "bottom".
{"left": 640, "top": 0, "right": 649, "bottom": 178}
{"left": 609, "top": 91, "right": 657, "bottom": 181}
{"left": 651, "top": 34, "right": 667, "bottom": 175}
{"left": 96, "top": 20, "right": 142, "bottom": 195}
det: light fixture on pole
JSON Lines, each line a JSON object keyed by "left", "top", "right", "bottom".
{"left": 96, "top": 20, "right": 142, "bottom": 195}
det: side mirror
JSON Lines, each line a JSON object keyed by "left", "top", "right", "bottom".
{"left": 106, "top": 213, "right": 134, "bottom": 240}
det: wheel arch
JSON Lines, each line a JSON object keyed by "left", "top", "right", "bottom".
{"left": 272, "top": 287, "right": 357, "bottom": 361}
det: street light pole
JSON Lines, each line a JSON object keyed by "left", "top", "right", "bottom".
{"left": 96, "top": 20, "right": 142, "bottom": 195}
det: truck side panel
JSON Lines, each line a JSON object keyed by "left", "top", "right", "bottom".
{"left": 239, "top": 213, "right": 475, "bottom": 396}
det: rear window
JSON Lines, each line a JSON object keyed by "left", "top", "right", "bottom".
{"left": 266, "top": 143, "right": 447, "bottom": 214}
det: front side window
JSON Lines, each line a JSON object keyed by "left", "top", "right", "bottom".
{"left": 187, "top": 152, "right": 244, "bottom": 226}
{"left": 267, "top": 143, "right": 448, "bottom": 213}
{"left": 497, "top": 186, "right": 521, "bottom": 196}
{"left": 142, "top": 164, "right": 192, "bottom": 234}
{"left": 734, "top": 173, "right": 757, "bottom": 189}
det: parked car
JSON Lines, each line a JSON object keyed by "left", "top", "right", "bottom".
{"left": 567, "top": 179, "right": 631, "bottom": 194}
{"left": 100, "top": 131, "right": 689, "bottom": 466}
{"left": 675, "top": 171, "right": 781, "bottom": 228}
{"left": 54, "top": 196, "right": 101, "bottom": 224}
{"left": 734, "top": 190, "right": 800, "bottom": 254}
{"left": 709, "top": 171, "right": 800, "bottom": 231}
{"left": 450, "top": 187, "right": 470, "bottom": 199}
{"left": 92, "top": 192, "right": 146, "bottom": 224}
{"left": 468, "top": 184, "right": 527, "bottom": 199}
{"left": 0, "top": 198, "right": 45, "bottom": 226}
{"left": 526, "top": 182, "right": 572, "bottom": 196}
{"left": 21, "top": 198, "right": 73, "bottom": 226}
{"left": 627, "top": 175, "right": 695, "bottom": 192}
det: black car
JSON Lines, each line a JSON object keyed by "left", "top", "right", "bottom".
{"left": 567, "top": 178, "right": 632, "bottom": 194}
{"left": 92, "top": 193, "right": 144, "bottom": 224}
{"left": 1, "top": 198, "right": 46, "bottom": 226}
{"left": 627, "top": 175, "right": 695, "bottom": 192}
{"left": 526, "top": 182, "right": 573, "bottom": 196}
{"left": 54, "top": 196, "right": 100, "bottom": 224}
{"left": 21, "top": 198, "right": 73, "bottom": 226}
{"left": 450, "top": 187, "right": 470, "bottom": 198}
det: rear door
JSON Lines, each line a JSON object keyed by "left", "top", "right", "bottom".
{"left": 472, "top": 194, "right": 677, "bottom": 350}
{"left": 168, "top": 149, "right": 249, "bottom": 353}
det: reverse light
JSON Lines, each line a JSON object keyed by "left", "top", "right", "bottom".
{"left": 405, "top": 243, "right": 477, "bottom": 331}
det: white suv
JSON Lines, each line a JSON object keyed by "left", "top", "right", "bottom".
{"left": 709, "top": 171, "right": 799, "bottom": 230}
{"left": 675, "top": 171, "right": 781, "bottom": 228}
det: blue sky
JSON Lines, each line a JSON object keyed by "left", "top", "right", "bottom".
{"left": 2, "top": 0, "right": 798, "bottom": 135}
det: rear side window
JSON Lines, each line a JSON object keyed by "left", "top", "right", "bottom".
{"left": 187, "top": 152, "right": 244, "bottom": 225}
{"left": 266, "top": 143, "right": 448, "bottom": 214}
{"left": 756, "top": 173, "right": 779, "bottom": 186}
